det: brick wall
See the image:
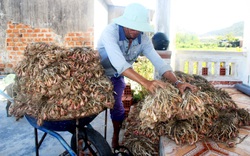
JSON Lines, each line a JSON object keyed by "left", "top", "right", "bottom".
{"left": 64, "top": 28, "right": 94, "bottom": 48}
{"left": 1, "top": 22, "right": 94, "bottom": 73}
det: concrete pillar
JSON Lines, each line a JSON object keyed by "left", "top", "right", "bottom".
{"left": 198, "top": 61, "right": 203, "bottom": 75}
{"left": 154, "top": 0, "right": 177, "bottom": 71}
{"left": 154, "top": 0, "right": 171, "bottom": 38}
{"left": 243, "top": 6, "right": 250, "bottom": 85}
{"left": 188, "top": 61, "right": 193, "bottom": 75}
{"left": 207, "top": 62, "right": 212, "bottom": 76}
{"left": 215, "top": 61, "right": 220, "bottom": 76}
{"left": 154, "top": 50, "right": 172, "bottom": 80}
{"left": 225, "top": 62, "right": 230, "bottom": 76}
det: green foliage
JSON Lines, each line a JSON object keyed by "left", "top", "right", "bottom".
{"left": 176, "top": 33, "right": 200, "bottom": 48}
{"left": 176, "top": 32, "right": 242, "bottom": 51}
{"left": 129, "top": 56, "right": 153, "bottom": 102}
{"left": 133, "top": 56, "right": 154, "bottom": 80}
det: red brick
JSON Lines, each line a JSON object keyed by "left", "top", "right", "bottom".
{"left": 7, "top": 47, "right": 12, "bottom": 51}
{"left": 20, "top": 47, "right": 26, "bottom": 51}
{"left": 9, "top": 24, "right": 15, "bottom": 29}
{"left": 13, "top": 38, "right": 19, "bottom": 42}
{"left": 72, "top": 37, "right": 79, "bottom": 41}
{"left": 34, "top": 29, "right": 40, "bottom": 33}
{"left": 15, "top": 42, "right": 23, "bottom": 46}
{"left": 8, "top": 42, "right": 15, "bottom": 46}
{"left": 27, "top": 29, "right": 33, "bottom": 33}
{"left": 76, "top": 42, "right": 82, "bottom": 45}
{"left": 24, "top": 25, "right": 31, "bottom": 29}
{"left": 20, "top": 29, "right": 26, "bottom": 33}
{"left": 42, "top": 38, "right": 48, "bottom": 42}
{"left": 17, "top": 51, "right": 23, "bottom": 55}
{"left": 23, "top": 34, "right": 29, "bottom": 37}
{"left": 30, "top": 34, "right": 37, "bottom": 37}
{"left": 85, "top": 42, "right": 91, "bottom": 46}
{"left": 79, "top": 37, "right": 85, "bottom": 41}
{"left": 35, "top": 38, "right": 42, "bottom": 42}
{"left": 46, "top": 34, "right": 52, "bottom": 37}
{"left": 65, "top": 37, "right": 71, "bottom": 41}
{"left": 41, "top": 29, "right": 48, "bottom": 32}
{"left": 13, "top": 47, "right": 19, "bottom": 51}
{"left": 38, "top": 34, "right": 44, "bottom": 37}
{"left": 122, "top": 96, "right": 133, "bottom": 108}
{"left": 8, "top": 34, "right": 15, "bottom": 37}
{"left": 6, "top": 29, "right": 12, "bottom": 33}
{"left": 6, "top": 38, "right": 12, "bottom": 42}
{"left": 13, "top": 29, "right": 19, "bottom": 33}
{"left": 27, "top": 38, "right": 34, "bottom": 42}
{"left": 21, "top": 38, "right": 27, "bottom": 42}
{"left": 68, "top": 42, "right": 74, "bottom": 46}
{"left": 0, "top": 64, "right": 6, "bottom": 68}
{"left": 68, "top": 33, "right": 75, "bottom": 37}
{"left": 76, "top": 33, "right": 83, "bottom": 36}
{"left": 7, "top": 64, "right": 13, "bottom": 68}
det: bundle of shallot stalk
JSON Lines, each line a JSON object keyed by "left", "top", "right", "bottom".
{"left": 9, "top": 42, "right": 114, "bottom": 125}
{"left": 138, "top": 81, "right": 212, "bottom": 129}
{"left": 139, "top": 83, "right": 182, "bottom": 129}
{"left": 122, "top": 71, "right": 250, "bottom": 155}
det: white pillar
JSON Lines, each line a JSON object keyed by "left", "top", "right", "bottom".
{"left": 188, "top": 61, "right": 193, "bottom": 74}
{"left": 154, "top": 0, "right": 171, "bottom": 38}
{"left": 243, "top": 5, "right": 250, "bottom": 85}
{"left": 225, "top": 62, "right": 230, "bottom": 76}
{"left": 207, "top": 62, "right": 212, "bottom": 76}
{"left": 198, "top": 61, "right": 203, "bottom": 75}
{"left": 215, "top": 61, "right": 221, "bottom": 76}
{"left": 154, "top": 0, "right": 177, "bottom": 70}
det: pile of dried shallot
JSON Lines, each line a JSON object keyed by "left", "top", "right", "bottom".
{"left": 9, "top": 42, "right": 114, "bottom": 125}
{"left": 122, "top": 71, "right": 250, "bottom": 156}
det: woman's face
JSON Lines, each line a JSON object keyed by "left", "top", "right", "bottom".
{"left": 124, "top": 27, "right": 141, "bottom": 40}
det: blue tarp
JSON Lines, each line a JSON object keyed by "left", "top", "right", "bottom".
{"left": 234, "top": 83, "right": 250, "bottom": 96}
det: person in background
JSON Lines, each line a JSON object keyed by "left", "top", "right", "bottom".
{"left": 97, "top": 3, "right": 197, "bottom": 149}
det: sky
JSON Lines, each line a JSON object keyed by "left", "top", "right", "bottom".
{"left": 109, "top": 0, "right": 248, "bottom": 35}
{"left": 174, "top": 0, "right": 248, "bottom": 34}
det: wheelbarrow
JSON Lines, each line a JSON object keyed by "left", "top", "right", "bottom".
{"left": 0, "top": 89, "right": 113, "bottom": 156}
{"left": 25, "top": 114, "right": 113, "bottom": 156}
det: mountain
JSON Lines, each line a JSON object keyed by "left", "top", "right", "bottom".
{"left": 200, "top": 21, "right": 244, "bottom": 37}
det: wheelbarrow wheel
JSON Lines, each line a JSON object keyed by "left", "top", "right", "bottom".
{"left": 71, "top": 127, "right": 113, "bottom": 156}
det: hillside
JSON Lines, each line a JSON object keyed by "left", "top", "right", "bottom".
{"left": 200, "top": 21, "right": 244, "bottom": 37}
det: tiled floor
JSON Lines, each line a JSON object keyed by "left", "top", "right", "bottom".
{"left": 160, "top": 87, "right": 250, "bottom": 156}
